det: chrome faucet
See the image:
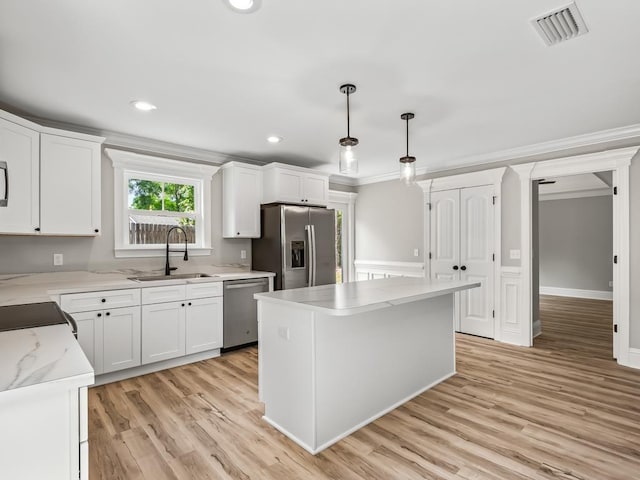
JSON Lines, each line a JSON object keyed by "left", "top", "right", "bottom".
{"left": 165, "top": 226, "right": 189, "bottom": 275}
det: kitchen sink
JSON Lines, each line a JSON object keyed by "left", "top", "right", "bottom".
{"left": 128, "top": 273, "right": 216, "bottom": 282}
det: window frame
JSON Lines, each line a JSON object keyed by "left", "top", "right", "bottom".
{"left": 107, "top": 148, "right": 219, "bottom": 258}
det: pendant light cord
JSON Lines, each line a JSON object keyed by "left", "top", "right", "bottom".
{"left": 346, "top": 91, "right": 351, "bottom": 138}
{"left": 405, "top": 116, "right": 409, "bottom": 156}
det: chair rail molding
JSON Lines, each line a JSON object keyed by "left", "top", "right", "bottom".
{"left": 512, "top": 146, "right": 638, "bottom": 368}
{"left": 418, "top": 167, "right": 506, "bottom": 342}
{"left": 354, "top": 260, "right": 424, "bottom": 281}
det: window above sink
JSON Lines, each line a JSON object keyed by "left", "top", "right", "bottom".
{"left": 107, "top": 149, "right": 218, "bottom": 258}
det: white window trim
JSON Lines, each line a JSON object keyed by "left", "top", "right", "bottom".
{"left": 328, "top": 190, "right": 357, "bottom": 282}
{"left": 106, "top": 148, "right": 219, "bottom": 258}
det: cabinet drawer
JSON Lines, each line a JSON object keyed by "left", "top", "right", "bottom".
{"left": 141, "top": 284, "right": 187, "bottom": 304}
{"left": 186, "top": 282, "right": 223, "bottom": 299}
{"left": 61, "top": 288, "right": 140, "bottom": 313}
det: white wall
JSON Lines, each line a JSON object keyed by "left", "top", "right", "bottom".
{"left": 0, "top": 149, "right": 251, "bottom": 274}
{"left": 538, "top": 195, "right": 613, "bottom": 293}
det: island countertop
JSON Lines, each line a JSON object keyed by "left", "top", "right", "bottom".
{"left": 254, "top": 277, "right": 480, "bottom": 316}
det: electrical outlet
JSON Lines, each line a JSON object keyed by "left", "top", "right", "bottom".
{"left": 240, "top": 250, "right": 247, "bottom": 260}
{"left": 509, "top": 249, "right": 521, "bottom": 260}
{"left": 53, "top": 253, "right": 63, "bottom": 266}
{"left": 609, "top": 280, "right": 613, "bottom": 287}
{"left": 278, "top": 326, "right": 290, "bottom": 341}
{"left": 413, "top": 248, "right": 419, "bottom": 257}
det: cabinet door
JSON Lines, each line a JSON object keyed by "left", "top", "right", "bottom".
{"left": 459, "top": 185, "right": 495, "bottom": 339}
{"left": 39, "top": 134, "right": 101, "bottom": 235}
{"left": 186, "top": 296, "right": 223, "bottom": 354}
{"left": 72, "top": 310, "right": 104, "bottom": 375}
{"left": 303, "top": 173, "right": 329, "bottom": 206}
{"left": 102, "top": 306, "right": 141, "bottom": 373}
{"left": 272, "top": 168, "right": 305, "bottom": 203}
{"left": 0, "top": 117, "right": 40, "bottom": 234}
{"left": 141, "top": 301, "right": 186, "bottom": 364}
{"left": 223, "top": 164, "right": 262, "bottom": 238}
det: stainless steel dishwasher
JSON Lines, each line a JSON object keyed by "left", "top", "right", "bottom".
{"left": 223, "top": 277, "right": 270, "bottom": 350}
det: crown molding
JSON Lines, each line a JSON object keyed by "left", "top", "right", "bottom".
{"left": 539, "top": 188, "right": 611, "bottom": 201}
{"left": 356, "top": 123, "right": 640, "bottom": 186}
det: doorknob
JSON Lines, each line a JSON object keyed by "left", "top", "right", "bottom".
{"left": 460, "top": 265, "right": 467, "bottom": 271}
{"left": 453, "top": 265, "right": 459, "bottom": 270}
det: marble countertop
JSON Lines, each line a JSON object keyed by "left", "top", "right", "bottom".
{"left": 0, "top": 268, "right": 275, "bottom": 306}
{"left": 0, "top": 324, "right": 94, "bottom": 396}
{"left": 254, "top": 277, "right": 480, "bottom": 316}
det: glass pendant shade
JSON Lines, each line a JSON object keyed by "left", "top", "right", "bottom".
{"left": 339, "top": 139, "right": 358, "bottom": 174}
{"left": 338, "top": 84, "right": 359, "bottom": 175}
{"left": 399, "top": 112, "right": 417, "bottom": 185}
{"left": 400, "top": 157, "right": 416, "bottom": 185}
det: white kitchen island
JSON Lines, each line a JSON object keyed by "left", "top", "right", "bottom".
{"left": 255, "top": 276, "right": 479, "bottom": 454}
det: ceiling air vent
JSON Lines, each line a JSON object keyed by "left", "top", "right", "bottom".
{"left": 531, "top": 2, "right": 588, "bottom": 46}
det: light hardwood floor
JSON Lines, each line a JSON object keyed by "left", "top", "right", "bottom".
{"left": 89, "top": 295, "right": 640, "bottom": 479}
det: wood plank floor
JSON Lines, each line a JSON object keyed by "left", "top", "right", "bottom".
{"left": 89, "top": 295, "right": 640, "bottom": 479}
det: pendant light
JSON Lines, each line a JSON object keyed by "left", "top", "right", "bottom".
{"left": 338, "top": 84, "right": 359, "bottom": 175}
{"left": 399, "top": 112, "right": 416, "bottom": 185}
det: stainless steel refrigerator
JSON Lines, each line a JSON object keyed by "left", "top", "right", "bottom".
{"left": 252, "top": 204, "right": 336, "bottom": 290}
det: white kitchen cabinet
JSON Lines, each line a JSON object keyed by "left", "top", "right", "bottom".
{"left": 40, "top": 133, "right": 102, "bottom": 235}
{"left": 0, "top": 115, "right": 40, "bottom": 234}
{"left": 141, "top": 300, "right": 186, "bottom": 364}
{"left": 0, "top": 109, "right": 104, "bottom": 236}
{"left": 102, "top": 306, "right": 141, "bottom": 373}
{"left": 262, "top": 162, "right": 329, "bottom": 206}
{"left": 186, "top": 296, "right": 223, "bottom": 354}
{"left": 222, "top": 162, "right": 262, "bottom": 238}
{"left": 62, "top": 289, "right": 141, "bottom": 375}
{"left": 141, "top": 283, "right": 223, "bottom": 365}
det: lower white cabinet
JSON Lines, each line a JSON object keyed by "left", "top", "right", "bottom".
{"left": 141, "top": 301, "right": 186, "bottom": 364}
{"left": 73, "top": 306, "right": 141, "bottom": 375}
{"left": 141, "top": 284, "right": 223, "bottom": 365}
{"left": 186, "top": 296, "right": 223, "bottom": 354}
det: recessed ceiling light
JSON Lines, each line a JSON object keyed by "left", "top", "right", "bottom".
{"left": 267, "top": 136, "right": 282, "bottom": 144}
{"left": 224, "top": 0, "right": 261, "bottom": 13}
{"left": 130, "top": 100, "right": 157, "bottom": 111}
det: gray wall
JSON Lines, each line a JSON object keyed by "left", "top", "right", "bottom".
{"left": 538, "top": 195, "right": 613, "bottom": 292}
{"left": 0, "top": 150, "right": 250, "bottom": 274}
{"left": 355, "top": 180, "right": 424, "bottom": 262}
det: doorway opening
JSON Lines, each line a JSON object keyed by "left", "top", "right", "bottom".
{"left": 532, "top": 173, "right": 614, "bottom": 359}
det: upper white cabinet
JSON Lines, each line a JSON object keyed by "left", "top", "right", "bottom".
{"left": 40, "top": 134, "right": 102, "bottom": 235}
{"left": 0, "top": 109, "right": 104, "bottom": 236}
{"left": 222, "top": 162, "right": 262, "bottom": 238}
{"left": 262, "top": 163, "right": 329, "bottom": 206}
{"left": 0, "top": 116, "right": 40, "bottom": 233}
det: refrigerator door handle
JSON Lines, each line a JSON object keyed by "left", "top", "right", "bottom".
{"left": 305, "top": 225, "right": 313, "bottom": 286}
{"left": 311, "top": 224, "right": 317, "bottom": 286}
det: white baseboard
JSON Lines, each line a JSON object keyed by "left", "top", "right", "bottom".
{"left": 625, "top": 348, "right": 640, "bottom": 369}
{"left": 540, "top": 286, "right": 613, "bottom": 300}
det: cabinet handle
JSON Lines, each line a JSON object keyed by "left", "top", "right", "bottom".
{"left": 237, "top": 232, "right": 240, "bottom": 235}
{"left": 34, "top": 227, "right": 40, "bottom": 232}
{"left": 94, "top": 229, "right": 99, "bottom": 233}
{"left": 460, "top": 265, "right": 467, "bottom": 271}
{"left": 105, "top": 312, "right": 111, "bottom": 316}
{"left": 101, "top": 298, "right": 106, "bottom": 303}
{"left": 181, "top": 303, "right": 185, "bottom": 307}
{"left": 0, "top": 161, "right": 8, "bottom": 207}
{"left": 97, "top": 313, "right": 102, "bottom": 317}
{"left": 453, "top": 265, "right": 459, "bottom": 270}
{"left": 188, "top": 302, "right": 192, "bottom": 306}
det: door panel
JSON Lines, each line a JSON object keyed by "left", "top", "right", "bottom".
{"left": 283, "top": 205, "right": 309, "bottom": 289}
{"left": 430, "top": 190, "right": 460, "bottom": 280}
{"left": 459, "top": 185, "right": 494, "bottom": 338}
{"left": 309, "top": 208, "right": 336, "bottom": 286}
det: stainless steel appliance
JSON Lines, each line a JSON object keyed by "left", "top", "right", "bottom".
{"left": 223, "top": 277, "right": 270, "bottom": 350}
{"left": 0, "top": 301, "right": 77, "bottom": 337}
{"left": 252, "top": 204, "right": 336, "bottom": 290}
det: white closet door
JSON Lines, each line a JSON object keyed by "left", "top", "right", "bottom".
{"left": 430, "top": 189, "right": 460, "bottom": 282}
{"left": 459, "top": 185, "right": 494, "bottom": 338}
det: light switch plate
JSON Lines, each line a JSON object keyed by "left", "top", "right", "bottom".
{"left": 53, "top": 253, "right": 63, "bottom": 266}
{"left": 413, "top": 248, "right": 419, "bottom": 257}
{"left": 240, "top": 250, "right": 247, "bottom": 260}
{"left": 509, "top": 249, "right": 521, "bottom": 260}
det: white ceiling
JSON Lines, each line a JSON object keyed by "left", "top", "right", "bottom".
{"left": 2, "top": 1, "right": 640, "bottom": 182}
